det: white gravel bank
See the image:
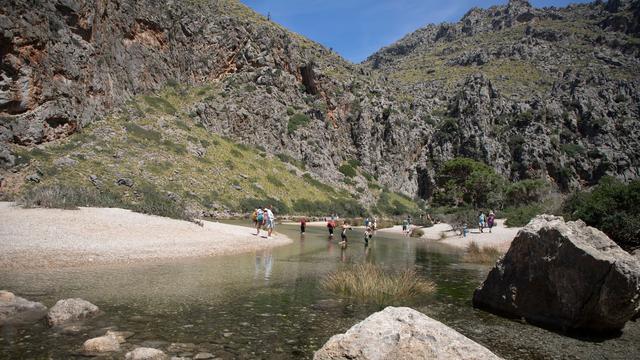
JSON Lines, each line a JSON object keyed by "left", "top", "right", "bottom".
{"left": 0, "top": 202, "right": 292, "bottom": 270}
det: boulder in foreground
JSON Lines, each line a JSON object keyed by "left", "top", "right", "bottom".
{"left": 473, "top": 215, "right": 640, "bottom": 333}
{"left": 46, "top": 298, "right": 100, "bottom": 327}
{"left": 0, "top": 290, "right": 48, "bottom": 325}
{"left": 314, "top": 306, "right": 502, "bottom": 360}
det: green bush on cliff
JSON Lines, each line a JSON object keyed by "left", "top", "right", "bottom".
{"left": 287, "top": 113, "right": 311, "bottom": 134}
{"left": 434, "top": 157, "right": 504, "bottom": 208}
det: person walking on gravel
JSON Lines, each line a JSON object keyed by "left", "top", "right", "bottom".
{"left": 255, "top": 207, "right": 265, "bottom": 236}
{"left": 265, "top": 205, "right": 276, "bottom": 238}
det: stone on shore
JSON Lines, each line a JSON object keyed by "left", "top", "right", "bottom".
{"left": 125, "top": 347, "right": 168, "bottom": 360}
{"left": 82, "top": 334, "right": 121, "bottom": 353}
{"left": 46, "top": 298, "right": 100, "bottom": 327}
{"left": 105, "top": 329, "right": 135, "bottom": 343}
{"left": 0, "top": 290, "right": 48, "bottom": 325}
{"left": 473, "top": 215, "right": 640, "bottom": 333}
{"left": 314, "top": 306, "right": 502, "bottom": 360}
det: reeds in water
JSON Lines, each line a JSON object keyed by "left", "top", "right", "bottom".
{"left": 464, "top": 241, "right": 503, "bottom": 265}
{"left": 321, "top": 263, "right": 435, "bottom": 305}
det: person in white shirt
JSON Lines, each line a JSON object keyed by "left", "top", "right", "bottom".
{"left": 265, "top": 205, "right": 276, "bottom": 238}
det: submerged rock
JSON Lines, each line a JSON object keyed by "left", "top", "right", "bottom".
{"left": 0, "top": 290, "right": 48, "bottom": 325}
{"left": 473, "top": 215, "right": 640, "bottom": 333}
{"left": 82, "top": 334, "right": 121, "bottom": 353}
{"left": 125, "top": 347, "right": 168, "bottom": 360}
{"left": 314, "top": 306, "right": 502, "bottom": 359}
{"left": 46, "top": 298, "right": 100, "bottom": 327}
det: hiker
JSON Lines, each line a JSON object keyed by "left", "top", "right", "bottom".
{"left": 373, "top": 217, "right": 377, "bottom": 230}
{"left": 479, "top": 212, "right": 486, "bottom": 233}
{"left": 255, "top": 207, "right": 265, "bottom": 236}
{"left": 364, "top": 217, "right": 370, "bottom": 228}
{"left": 402, "top": 218, "right": 409, "bottom": 236}
{"left": 300, "top": 216, "right": 307, "bottom": 234}
{"left": 265, "top": 205, "right": 275, "bottom": 238}
{"left": 364, "top": 225, "right": 374, "bottom": 245}
{"left": 251, "top": 208, "right": 258, "bottom": 227}
{"left": 327, "top": 219, "right": 335, "bottom": 238}
{"left": 339, "top": 221, "right": 352, "bottom": 245}
{"left": 487, "top": 211, "right": 496, "bottom": 233}
{"left": 462, "top": 223, "right": 468, "bottom": 237}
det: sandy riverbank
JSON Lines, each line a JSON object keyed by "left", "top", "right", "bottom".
{"left": 378, "top": 219, "right": 521, "bottom": 251}
{"left": 0, "top": 202, "right": 292, "bottom": 270}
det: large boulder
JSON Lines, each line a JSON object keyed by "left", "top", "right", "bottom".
{"left": 46, "top": 298, "right": 100, "bottom": 327}
{"left": 0, "top": 290, "right": 48, "bottom": 325}
{"left": 314, "top": 306, "right": 502, "bottom": 360}
{"left": 125, "top": 347, "right": 168, "bottom": 360}
{"left": 473, "top": 215, "right": 640, "bottom": 333}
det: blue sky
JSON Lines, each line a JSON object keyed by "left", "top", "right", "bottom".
{"left": 240, "top": 0, "right": 592, "bottom": 63}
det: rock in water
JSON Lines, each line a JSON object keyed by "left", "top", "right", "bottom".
{"left": 125, "top": 347, "right": 168, "bottom": 360}
{"left": 473, "top": 215, "right": 640, "bottom": 333}
{"left": 82, "top": 334, "right": 121, "bottom": 353}
{"left": 46, "top": 298, "right": 100, "bottom": 327}
{"left": 0, "top": 290, "right": 48, "bottom": 325}
{"left": 314, "top": 306, "right": 502, "bottom": 360}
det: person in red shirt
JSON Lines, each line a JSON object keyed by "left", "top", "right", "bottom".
{"left": 300, "top": 217, "right": 307, "bottom": 234}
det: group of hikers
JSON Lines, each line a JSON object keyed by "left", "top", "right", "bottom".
{"left": 461, "top": 210, "right": 497, "bottom": 237}
{"left": 251, "top": 205, "right": 276, "bottom": 238}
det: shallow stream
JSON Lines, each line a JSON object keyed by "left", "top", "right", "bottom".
{"left": 1, "top": 222, "right": 638, "bottom": 359}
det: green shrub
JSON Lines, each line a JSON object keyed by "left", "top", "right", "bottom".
{"left": 561, "top": 143, "right": 585, "bottom": 157}
{"left": 562, "top": 177, "right": 640, "bottom": 251}
{"left": 434, "top": 157, "right": 504, "bottom": 208}
{"left": 266, "top": 174, "right": 284, "bottom": 187}
{"left": 125, "top": 123, "right": 162, "bottom": 143}
{"left": 276, "top": 153, "right": 306, "bottom": 170}
{"left": 143, "top": 96, "right": 177, "bottom": 114}
{"left": 19, "top": 184, "right": 123, "bottom": 210}
{"left": 302, "top": 173, "right": 334, "bottom": 193}
{"left": 505, "top": 179, "right": 549, "bottom": 206}
{"left": 162, "top": 139, "right": 187, "bottom": 154}
{"left": 230, "top": 148, "right": 244, "bottom": 158}
{"left": 339, "top": 164, "right": 357, "bottom": 178}
{"left": 287, "top": 113, "right": 311, "bottom": 134}
{"left": 132, "top": 184, "right": 191, "bottom": 221}
{"left": 503, "top": 204, "right": 543, "bottom": 227}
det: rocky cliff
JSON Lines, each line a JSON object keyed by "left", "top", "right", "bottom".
{"left": 1, "top": 0, "right": 639, "bottom": 211}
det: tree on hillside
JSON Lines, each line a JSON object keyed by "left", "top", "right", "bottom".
{"left": 434, "top": 157, "right": 504, "bottom": 209}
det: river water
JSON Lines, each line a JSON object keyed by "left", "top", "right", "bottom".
{"left": 1, "top": 222, "right": 638, "bottom": 359}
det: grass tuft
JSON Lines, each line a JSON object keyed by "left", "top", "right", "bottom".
{"left": 322, "top": 263, "right": 435, "bottom": 305}
{"left": 463, "top": 242, "right": 502, "bottom": 265}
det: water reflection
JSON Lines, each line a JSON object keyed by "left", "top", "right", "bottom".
{"left": 254, "top": 249, "right": 273, "bottom": 283}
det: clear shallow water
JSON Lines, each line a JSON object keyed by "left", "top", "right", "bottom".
{"left": 1, "top": 222, "right": 639, "bottom": 359}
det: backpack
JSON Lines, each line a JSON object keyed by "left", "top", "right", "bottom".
{"left": 251, "top": 210, "right": 257, "bottom": 221}
{"left": 257, "top": 210, "right": 264, "bottom": 222}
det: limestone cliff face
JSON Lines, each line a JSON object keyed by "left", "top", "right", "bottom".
{"left": 1, "top": 0, "right": 639, "bottom": 202}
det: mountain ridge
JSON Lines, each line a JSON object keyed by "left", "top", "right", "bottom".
{"left": 0, "top": 0, "right": 638, "bottom": 216}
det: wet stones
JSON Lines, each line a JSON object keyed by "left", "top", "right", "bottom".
{"left": 125, "top": 347, "right": 168, "bottom": 360}
{"left": 82, "top": 334, "right": 121, "bottom": 353}
{"left": 46, "top": 298, "right": 100, "bottom": 327}
{"left": 0, "top": 290, "right": 48, "bottom": 325}
{"left": 314, "top": 306, "right": 502, "bottom": 360}
{"left": 473, "top": 215, "right": 640, "bottom": 333}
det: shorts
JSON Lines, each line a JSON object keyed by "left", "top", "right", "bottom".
{"left": 266, "top": 220, "right": 274, "bottom": 229}
{"left": 329, "top": 228, "right": 334, "bottom": 235}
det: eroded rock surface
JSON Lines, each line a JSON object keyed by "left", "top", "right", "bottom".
{"left": 46, "top": 298, "right": 100, "bottom": 327}
{"left": 314, "top": 306, "right": 502, "bottom": 360}
{"left": 125, "top": 347, "right": 168, "bottom": 360}
{"left": 473, "top": 215, "right": 640, "bottom": 333}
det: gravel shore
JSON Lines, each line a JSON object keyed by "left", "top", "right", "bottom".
{"left": 0, "top": 202, "right": 292, "bottom": 270}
